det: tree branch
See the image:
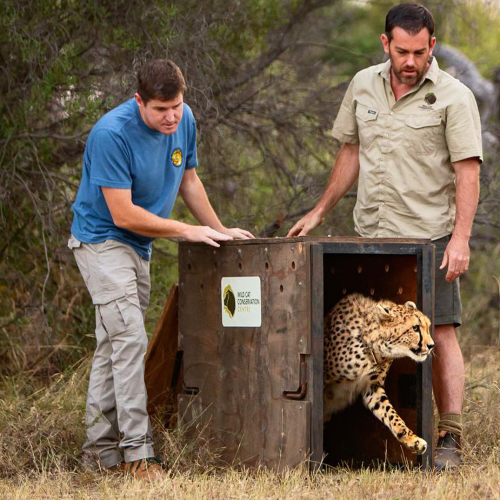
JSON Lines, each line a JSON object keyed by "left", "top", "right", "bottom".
{"left": 215, "top": 0, "right": 337, "bottom": 95}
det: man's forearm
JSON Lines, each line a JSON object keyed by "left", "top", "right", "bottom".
{"left": 313, "top": 142, "right": 360, "bottom": 217}
{"left": 452, "top": 159, "right": 480, "bottom": 240}
{"left": 114, "top": 203, "right": 190, "bottom": 238}
{"left": 179, "top": 172, "right": 225, "bottom": 232}
{"left": 101, "top": 185, "right": 233, "bottom": 247}
{"left": 286, "top": 142, "right": 360, "bottom": 237}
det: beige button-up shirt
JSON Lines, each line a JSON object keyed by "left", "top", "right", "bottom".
{"left": 332, "top": 58, "right": 483, "bottom": 240}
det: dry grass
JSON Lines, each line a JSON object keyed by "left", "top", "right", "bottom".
{"left": 1, "top": 350, "right": 500, "bottom": 500}
{"left": 2, "top": 464, "right": 500, "bottom": 500}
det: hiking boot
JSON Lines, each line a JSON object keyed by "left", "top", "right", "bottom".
{"left": 121, "top": 457, "right": 166, "bottom": 481}
{"left": 435, "top": 432, "right": 462, "bottom": 471}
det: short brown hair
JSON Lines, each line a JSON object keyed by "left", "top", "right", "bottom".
{"left": 385, "top": 3, "right": 435, "bottom": 41}
{"left": 137, "top": 59, "right": 186, "bottom": 103}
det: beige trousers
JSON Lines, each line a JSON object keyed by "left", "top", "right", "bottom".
{"left": 68, "top": 236, "right": 154, "bottom": 467}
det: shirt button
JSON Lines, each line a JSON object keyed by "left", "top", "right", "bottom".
{"left": 390, "top": 112, "right": 394, "bottom": 116}
{"left": 380, "top": 202, "right": 385, "bottom": 207}
{"left": 384, "top": 133, "right": 389, "bottom": 138}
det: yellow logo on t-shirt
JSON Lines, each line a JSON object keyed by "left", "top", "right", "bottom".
{"left": 171, "top": 148, "right": 183, "bottom": 167}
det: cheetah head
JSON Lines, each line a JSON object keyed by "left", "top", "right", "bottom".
{"left": 370, "top": 300, "right": 434, "bottom": 362}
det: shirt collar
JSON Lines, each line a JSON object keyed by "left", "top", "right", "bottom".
{"left": 375, "top": 56, "right": 439, "bottom": 86}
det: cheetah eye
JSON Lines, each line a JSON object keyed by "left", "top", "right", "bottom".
{"left": 413, "top": 325, "right": 420, "bottom": 332}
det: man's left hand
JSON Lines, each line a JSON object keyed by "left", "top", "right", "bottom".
{"left": 222, "top": 227, "right": 255, "bottom": 240}
{"left": 440, "top": 236, "right": 470, "bottom": 283}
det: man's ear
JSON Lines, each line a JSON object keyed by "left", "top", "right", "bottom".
{"left": 134, "top": 93, "right": 145, "bottom": 108}
{"left": 381, "top": 33, "right": 390, "bottom": 54}
{"left": 429, "top": 36, "right": 437, "bottom": 57}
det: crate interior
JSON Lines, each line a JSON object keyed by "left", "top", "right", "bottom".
{"left": 322, "top": 252, "right": 420, "bottom": 466}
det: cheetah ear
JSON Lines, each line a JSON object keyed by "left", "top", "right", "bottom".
{"left": 405, "top": 301, "right": 417, "bottom": 310}
{"left": 376, "top": 304, "right": 393, "bottom": 321}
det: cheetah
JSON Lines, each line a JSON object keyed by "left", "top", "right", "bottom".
{"left": 324, "top": 293, "right": 433, "bottom": 455}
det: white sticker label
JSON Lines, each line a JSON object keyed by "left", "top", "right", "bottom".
{"left": 221, "top": 277, "right": 262, "bottom": 327}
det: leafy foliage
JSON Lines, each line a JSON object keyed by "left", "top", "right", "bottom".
{"left": 1, "top": 0, "right": 500, "bottom": 382}
{"left": 0, "top": 0, "right": 341, "bottom": 376}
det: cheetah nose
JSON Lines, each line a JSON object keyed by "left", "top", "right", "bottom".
{"left": 428, "top": 343, "right": 435, "bottom": 350}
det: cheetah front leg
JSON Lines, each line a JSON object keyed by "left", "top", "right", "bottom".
{"left": 362, "top": 382, "right": 427, "bottom": 455}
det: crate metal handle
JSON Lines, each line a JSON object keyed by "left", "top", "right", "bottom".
{"left": 283, "top": 360, "right": 308, "bottom": 400}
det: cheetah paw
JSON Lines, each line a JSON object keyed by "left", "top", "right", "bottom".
{"left": 408, "top": 437, "right": 427, "bottom": 455}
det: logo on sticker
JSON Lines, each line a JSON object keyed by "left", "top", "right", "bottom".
{"left": 221, "top": 277, "right": 261, "bottom": 327}
{"left": 171, "top": 148, "right": 183, "bottom": 168}
{"left": 368, "top": 109, "right": 377, "bottom": 115}
{"left": 223, "top": 285, "right": 236, "bottom": 318}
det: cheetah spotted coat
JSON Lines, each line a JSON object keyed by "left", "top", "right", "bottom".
{"left": 324, "top": 293, "right": 433, "bottom": 455}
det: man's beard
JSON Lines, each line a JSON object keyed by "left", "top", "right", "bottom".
{"left": 390, "top": 57, "right": 427, "bottom": 86}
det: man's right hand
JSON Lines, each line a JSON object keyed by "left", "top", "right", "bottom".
{"left": 287, "top": 210, "right": 325, "bottom": 237}
{"left": 182, "top": 225, "right": 233, "bottom": 247}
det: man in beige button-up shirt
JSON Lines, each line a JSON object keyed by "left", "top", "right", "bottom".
{"left": 288, "top": 3, "right": 482, "bottom": 470}
{"left": 332, "top": 56, "right": 481, "bottom": 240}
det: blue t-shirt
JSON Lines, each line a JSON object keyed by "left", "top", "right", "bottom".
{"left": 71, "top": 98, "right": 198, "bottom": 260}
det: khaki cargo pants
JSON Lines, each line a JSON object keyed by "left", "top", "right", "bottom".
{"left": 68, "top": 236, "right": 155, "bottom": 467}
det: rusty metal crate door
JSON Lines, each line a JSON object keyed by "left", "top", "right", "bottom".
{"left": 178, "top": 241, "right": 312, "bottom": 471}
{"left": 312, "top": 242, "right": 434, "bottom": 469}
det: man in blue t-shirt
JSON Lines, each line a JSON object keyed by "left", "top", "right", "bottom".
{"left": 69, "top": 60, "right": 253, "bottom": 480}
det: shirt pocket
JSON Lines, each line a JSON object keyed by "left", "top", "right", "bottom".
{"left": 404, "top": 113, "right": 443, "bottom": 154}
{"left": 355, "top": 104, "right": 379, "bottom": 148}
